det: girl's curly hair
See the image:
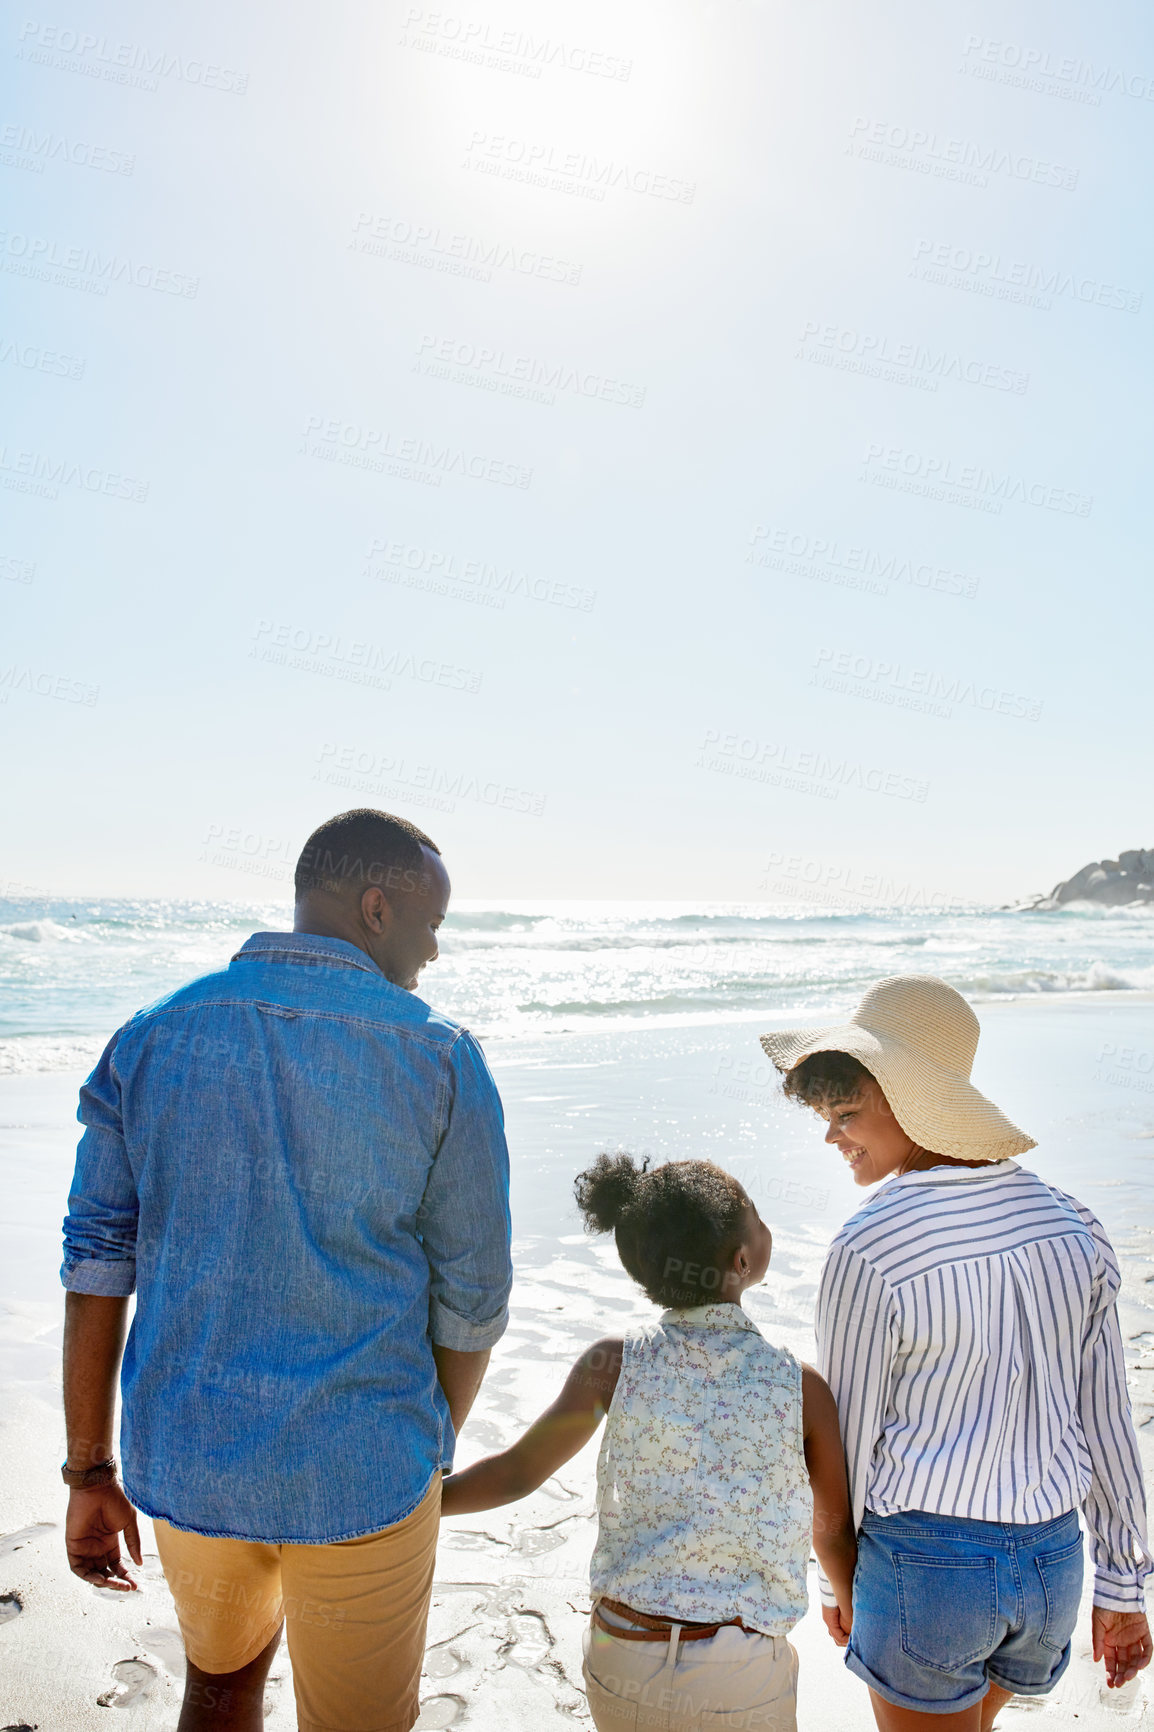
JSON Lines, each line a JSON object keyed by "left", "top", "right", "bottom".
{"left": 574, "top": 1152, "right": 751, "bottom": 1308}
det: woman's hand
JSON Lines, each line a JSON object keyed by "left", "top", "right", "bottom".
{"left": 1093, "top": 1606, "right": 1152, "bottom": 1687}
{"left": 821, "top": 1603, "right": 852, "bottom": 1647}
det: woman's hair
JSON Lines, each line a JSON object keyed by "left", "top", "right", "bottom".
{"left": 782, "top": 1049, "right": 878, "bottom": 1114}
{"left": 574, "top": 1152, "right": 751, "bottom": 1308}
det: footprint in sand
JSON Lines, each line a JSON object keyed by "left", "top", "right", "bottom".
{"left": 423, "top": 1643, "right": 467, "bottom": 1681}
{"left": 439, "top": 1530, "right": 508, "bottom": 1552}
{"left": 0, "top": 1594, "right": 23, "bottom": 1625}
{"left": 433, "top": 1581, "right": 523, "bottom": 1619}
{"left": 499, "top": 1609, "right": 553, "bottom": 1672}
{"left": 133, "top": 1626, "right": 186, "bottom": 1677}
{"left": 510, "top": 1527, "right": 567, "bottom": 1556}
{"left": 96, "top": 1659, "right": 159, "bottom": 1708}
{"left": 0, "top": 1524, "right": 55, "bottom": 1560}
{"left": 414, "top": 1694, "right": 466, "bottom": 1728}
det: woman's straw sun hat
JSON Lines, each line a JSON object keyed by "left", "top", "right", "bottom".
{"left": 759, "top": 974, "right": 1035, "bottom": 1162}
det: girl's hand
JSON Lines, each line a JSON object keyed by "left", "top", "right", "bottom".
{"left": 821, "top": 1604, "right": 852, "bottom": 1647}
{"left": 439, "top": 1339, "right": 622, "bottom": 1516}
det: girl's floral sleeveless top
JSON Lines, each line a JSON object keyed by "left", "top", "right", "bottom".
{"left": 590, "top": 1302, "right": 812, "bottom": 1637}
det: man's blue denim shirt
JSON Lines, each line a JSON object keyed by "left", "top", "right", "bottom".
{"left": 61, "top": 932, "right": 512, "bottom": 1543}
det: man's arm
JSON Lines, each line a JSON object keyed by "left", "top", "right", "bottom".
{"left": 62, "top": 1292, "right": 141, "bottom": 1589}
{"left": 417, "top": 1033, "right": 513, "bottom": 1456}
{"left": 61, "top": 1039, "right": 143, "bottom": 1589}
{"left": 432, "top": 1344, "right": 491, "bottom": 1437}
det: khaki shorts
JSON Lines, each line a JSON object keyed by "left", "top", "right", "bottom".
{"left": 153, "top": 1473, "right": 440, "bottom": 1732}
{"left": 582, "top": 1605, "right": 798, "bottom": 1731}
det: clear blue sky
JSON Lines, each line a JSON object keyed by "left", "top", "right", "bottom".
{"left": 3, "top": 0, "right": 1151, "bottom": 904}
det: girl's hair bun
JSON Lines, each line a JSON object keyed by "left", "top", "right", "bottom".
{"left": 574, "top": 1151, "right": 648, "bottom": 1234}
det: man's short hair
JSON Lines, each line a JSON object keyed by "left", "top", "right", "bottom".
{"left": 294, "top": 810, "right": 441, "bottom": 900}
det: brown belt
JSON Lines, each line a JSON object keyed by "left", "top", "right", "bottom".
{"left": 592, "top": 1596, "right": 761, "bottom": 1643}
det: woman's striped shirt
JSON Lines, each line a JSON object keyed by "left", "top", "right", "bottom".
{"left": 815, "top": 1161, "right": 1151, "bottom": 1611}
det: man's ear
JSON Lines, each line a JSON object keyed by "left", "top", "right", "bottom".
{"left": 360, "top": 885, "right": 396, "bottom": 935}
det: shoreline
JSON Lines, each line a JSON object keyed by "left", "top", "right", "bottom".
{"left": 1, "top": 995, "right": 1151, "bottom": 1728}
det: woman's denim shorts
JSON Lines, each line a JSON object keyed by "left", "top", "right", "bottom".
{"left": 847, "top": 1507, "right": 1083, "bottom": 1715}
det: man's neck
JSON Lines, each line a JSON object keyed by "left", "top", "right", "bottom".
{"left": 292, "top": 903, "right": 371, "bottom": 958}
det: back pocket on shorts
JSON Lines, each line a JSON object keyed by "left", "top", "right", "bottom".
{"left": 894, "top": 1553, "right": 997, "bottom": 1672}
{"left": 1036, "top": 1538, "right": 1084, "bottom": 1654}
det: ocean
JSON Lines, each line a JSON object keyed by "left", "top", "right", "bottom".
{"left": 2, "top": 895, "right": 1154, "bottom": 1075}
{"left": 2, "top": 897, "right": 1152, "bottom": 1730}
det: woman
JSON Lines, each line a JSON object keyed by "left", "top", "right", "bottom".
{"left": 760, "top": 974, "right": 1152, "bottom": 1732}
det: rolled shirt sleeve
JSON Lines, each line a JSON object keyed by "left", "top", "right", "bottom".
{"left": 1076, "top": 1210, "right": 1152, "bottom": 1610}
{"left": 61, "top": 1036, "right": 139, "bottom": 1296}
{"left": 418, "top": 1030, "right": 512, "bottom": 1353}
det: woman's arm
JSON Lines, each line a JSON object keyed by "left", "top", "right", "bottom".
{"left": 813, "top": 1243, "right": 895, "bottom": 1617}
{"left": 440, "top": 1337, "right": 622, "bottom": 1516}
{"left": 1074, "top": 1212, "right": 1153, "bottom": 1683}
{"left": 801, "top": 1363, "right": 856, "bottom": 1644}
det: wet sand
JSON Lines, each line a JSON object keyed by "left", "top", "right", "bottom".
{"left": 1, "top": 994, "right": 1151, "bottom": 1728}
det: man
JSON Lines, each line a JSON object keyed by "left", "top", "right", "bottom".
{"left": 60, "top": 810, "right": 512, "bottom": 1732}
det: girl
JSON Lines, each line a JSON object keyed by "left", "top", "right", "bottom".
{"left": 441, "top": 1152, "right": 856, "bottom": 1732}
{"left": 760, "top": 972, "right": 1153, "bottom": 1732}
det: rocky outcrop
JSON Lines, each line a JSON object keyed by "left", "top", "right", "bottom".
{"left": 1030, "top": 848, "right": 1154, "bottom": 909}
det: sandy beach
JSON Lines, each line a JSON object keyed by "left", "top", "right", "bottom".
{"left": 1, "top": 993, "right": 1152, "bottom": 1729}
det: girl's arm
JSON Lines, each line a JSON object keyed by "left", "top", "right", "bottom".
{"left": 801, "top": 1363, "right": 857, "bottom": 1646}
{"left": 441, "top": 1337, "right": 622, "bottom": 1516}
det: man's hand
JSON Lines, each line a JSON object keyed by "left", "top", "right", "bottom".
{"left": 65, "top": 1484, "right": 142, "bottom": 1590}
{"left": 821, "top": 1603, "right": 852, "bottom": 1647}
{"left": 1092, "top": 1606, "right": 1152, "bottom": 1688}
